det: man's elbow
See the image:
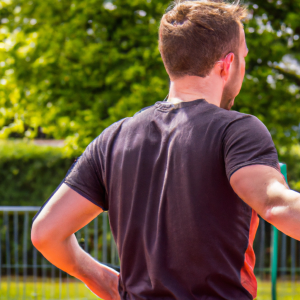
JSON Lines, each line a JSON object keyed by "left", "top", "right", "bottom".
{"left": 262, "top": 204, "right": 290, "bottom": 226}
{"left": 261, "top": 206, "right": 275, "bottom": 224}
{"left": 31, "top": 220, "right": 50, "bottom": 250}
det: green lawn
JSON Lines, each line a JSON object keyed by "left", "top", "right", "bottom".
{"left": 1, "top": 277, "right": 300, "bottom": 299}
{"left": 256, "top": 278, "right": 300, "bottom": 300}
{"left": 0, "top": 277, "right": 100, "bottom": 300}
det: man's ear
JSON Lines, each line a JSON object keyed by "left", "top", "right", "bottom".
{"left": 220, "top": 52, "right": 235, "bottom": 81}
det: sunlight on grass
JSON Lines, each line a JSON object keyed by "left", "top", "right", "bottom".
{"left": 0, "top": 277, "right": 100, "bottom": 300}
{"left": 2, "top": 277, "right": 300, "bottom": 299}
{"left": 256, "top": 279, "right": 300, "bottom": 300}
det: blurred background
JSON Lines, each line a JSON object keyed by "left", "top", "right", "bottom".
{"left": 1, "top": 0, "right": 300, "bottom": 299}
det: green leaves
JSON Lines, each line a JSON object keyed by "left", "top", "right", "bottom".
{"left": 1, "top": 0, "right": 300, "bottom": 189}
{"left": 0, "top": 140, "right": 74, "bottom": 205}
{"left": 0, "top": 0, "right": 169, "bottom": 153}
{"left": 235, "top": 1, "right": 300, "bottom": 149}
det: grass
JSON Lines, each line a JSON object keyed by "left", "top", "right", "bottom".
{"left": 0, "top": 277, "right": 100, "bottom": 300}
{"left": 1, "top": 277, "right": 300, "bottom": 299}
{"left": 256, "top": 278, "right": 300, "bottom": 300}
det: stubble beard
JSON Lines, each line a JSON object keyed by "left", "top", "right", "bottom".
{"left": 220, "top": 58, "right": 240, "bottom": 111}
{"left": 220, "top": 96, "right": 235, "bottom": 111}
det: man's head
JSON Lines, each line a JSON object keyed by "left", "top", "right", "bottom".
{"left": 159, "top": 0, "right": 248, "bottom": 109}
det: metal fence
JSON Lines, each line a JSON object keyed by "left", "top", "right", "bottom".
{"left": 0, "top": 207, "right": 119, "bottom": 300}
{"left": 0, "top": 163, "right": 299, "bottom": 300}
{"left": 1, "top": 208, "right": 296, "bottom": 300}
{"left": 253, "top": 218, "right": 300, "bottom": 299}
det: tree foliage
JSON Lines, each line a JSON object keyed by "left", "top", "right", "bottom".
{"left": 0, "top": 140, "right": 74, "bottom": 205}
{"left": 0, "top": 0, "right": 169, "bottom": 155}
{"left": 237, "top": 0, "right": 300, "bottom": 151}
{"left": 0, "top": 0, "right": 300, "bottom": 185}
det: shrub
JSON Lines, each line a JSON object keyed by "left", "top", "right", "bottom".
{"left": 0, "top": 140, "right": 75, "bottom": 206}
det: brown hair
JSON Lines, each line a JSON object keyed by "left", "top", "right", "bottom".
{"left": 159, "top": 0, "right": 248, "bottom": 78}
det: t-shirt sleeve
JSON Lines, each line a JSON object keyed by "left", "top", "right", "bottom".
{"left": 64, "top": 137, "right": 108, "bottom": 210}
{"left": 223, "top": 115, "right": 280, "bottom": 181}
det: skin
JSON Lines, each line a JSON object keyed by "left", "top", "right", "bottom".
{"left": 31, "top": 22, "right": 300, "bottom": 300}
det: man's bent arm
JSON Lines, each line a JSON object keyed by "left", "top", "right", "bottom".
{"left": 31, "top": 183, "right": 120, "bottom": 300}
{"left": 230, "top": 165, "right": 300, "bottom": 240}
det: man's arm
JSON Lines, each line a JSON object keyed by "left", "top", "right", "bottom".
{"left": 31, "top": 183, "right": 120, "bottom": 300}
{"left": 230, "top": 164, "right": 300, "bottom": 240}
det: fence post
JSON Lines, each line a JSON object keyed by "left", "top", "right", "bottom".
{"left": 271, "top": 226, "right": 278, "bottom": 300}
{"left": 271, "top": 163, "right": 288, "bottom": 300}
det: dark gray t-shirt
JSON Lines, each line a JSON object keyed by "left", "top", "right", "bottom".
{"left": 64, "top": 99, "right": 279, "bottom": 300}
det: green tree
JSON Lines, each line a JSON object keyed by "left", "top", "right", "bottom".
{"left": 0, "top": 0, "right": 169, "bottom": 155}
{"left": 1, "top": 0, "right": 300, "bottom": 186}
{"left": 237, "top": 0, "right": 300, "bottom": 150}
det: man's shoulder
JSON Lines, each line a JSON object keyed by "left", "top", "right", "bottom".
{"left": 214, "top": 107, "right": 250, "bottom": 122}
{"left": 213, "top": 108, "right": 264, "bottom": 128}
{"left": 208, "top": 108, "right": 273, "bottom": 143}
{"left": 217, "top": 109, "right": 273, "bottom": 146}
{"left": 133, "top": 104, "right": 155, "bottom": 117}
{"left": 94, "top": 105, "right": 156, "bottom": 145}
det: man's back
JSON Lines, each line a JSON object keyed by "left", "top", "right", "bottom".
{"left": 65, "top": 99, "right": 279, "bottom": 299}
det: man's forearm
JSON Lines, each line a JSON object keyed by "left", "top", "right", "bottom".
{"left": 34, "top": 233, "right": 120, "bottom": 300}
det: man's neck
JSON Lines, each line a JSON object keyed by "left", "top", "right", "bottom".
{"left": 167, "top": 75, "right": 223, "bottom": 107}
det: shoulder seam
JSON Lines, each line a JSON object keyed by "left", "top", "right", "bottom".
{"left": 133, "top": 105, "right": 154, "bottom": 116}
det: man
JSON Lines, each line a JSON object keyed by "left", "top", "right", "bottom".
{"left": 31, "top": 1, "right": 300, "bottom": 299}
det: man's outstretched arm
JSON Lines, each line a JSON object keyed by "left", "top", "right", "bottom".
{"left": 230, "top": 164, "right": 300, "bottom": 240}
{"left": 31, "top": 183, "right": 120, "bottom": 300}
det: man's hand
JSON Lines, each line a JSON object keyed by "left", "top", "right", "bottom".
{"left": 230, "top": 164, "right": 300, "bottom": 240}
{"left": 31, "top": 183, "right": 120, "bottom": 300}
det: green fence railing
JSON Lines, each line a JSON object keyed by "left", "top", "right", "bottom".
{"left": 271, "top": 163, "right": 288, "bottom": 300}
